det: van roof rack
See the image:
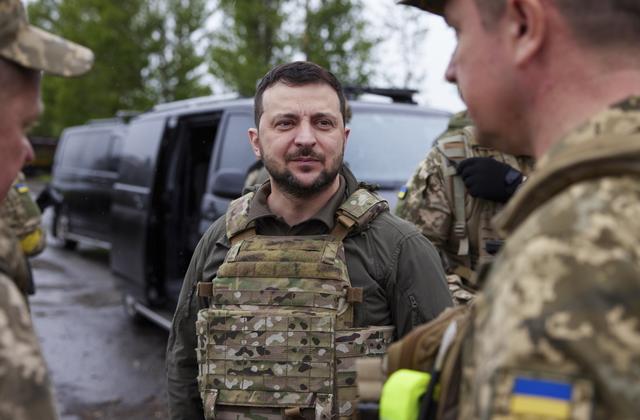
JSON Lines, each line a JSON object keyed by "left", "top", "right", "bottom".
{"left": 87, "top": 117, "right": 125, "bottom": 125}
{"left": 115, "top": 110, "right": 141, "bottom": 121}
{"left": 87, "top": 110, "right": 141, "bottom": 125}
{"left": 343, "top": 86, "right": 418, "bottom": 104}
{"left": 152, "top": 93, "right": 241, "bottom": 112}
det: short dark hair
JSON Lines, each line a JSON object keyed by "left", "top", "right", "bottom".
{"left": 253, "top": 61, "right": 347, "bottom": 126}
{"left": 0, "top": 56, "right": 40, "bottom": 100}
{"left": 475, "top": 0, "right": 640, "bottom": 48}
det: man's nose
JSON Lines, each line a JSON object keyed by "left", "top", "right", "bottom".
{"left": 445, "top": 52, "right": 457, "bottom": 84}
{"left": 294, "top": 120, "right": 316, "bottom": 146}
{"left": 22, "top": 137, "right": 35, "bottom": 165}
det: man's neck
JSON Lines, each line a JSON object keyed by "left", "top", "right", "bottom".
{"left": 529, "top": 66, "right": 640, "bottom": 159}
{"left": 267, "top": 176, "right": 341, "bottom": 227}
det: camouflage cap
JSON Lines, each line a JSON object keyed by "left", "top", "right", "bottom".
{"left": 398, "top": 0, "right": 446, "bottom": 16}
{"left": 0, "top": 0, "right": 93, "bottom": 76}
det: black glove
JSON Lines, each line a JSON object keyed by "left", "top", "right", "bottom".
{"left": 457, "top": 157, "right": 523, "bottom": 203}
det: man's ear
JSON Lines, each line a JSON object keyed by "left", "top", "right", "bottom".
{"left": 343, "top": 127, "right": 350, "bottom": 148}
{"left": 248, "top": 128, "right": 261, "bottom": 159}
{"left": 505, "top": 0, "right": 546, "bottom": 66}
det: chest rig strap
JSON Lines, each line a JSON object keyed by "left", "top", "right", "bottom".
{"left": 225, "top": 192, "right": 257, "bottom": 245}
{"left": 437, "top": 135, "right": 471, "bottom": 257}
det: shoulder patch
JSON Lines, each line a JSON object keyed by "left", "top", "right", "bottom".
{"left": 492, "top": 371, "right": 594, "bottom": 420}
{"left": 397, "top": 185, "right": 408, "bottom": 200}
{"left": 15, "top": 183, "right": 29, "bottom": 194}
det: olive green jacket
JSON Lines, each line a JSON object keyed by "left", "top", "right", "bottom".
{"left": 166, "top": 168, "right": 452, "bottom": 420}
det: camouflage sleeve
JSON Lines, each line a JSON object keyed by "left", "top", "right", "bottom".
{"left": 166, "top": 217, "right": 229, "bottom": 420}
{"left": 395, "top": 149, "right": 452, "bottom": 248}
{"left": 0, "top": 272, "right": 58, "bottom": 420}
{"left": 461, "top": 178, "right": 640, "bottom": 419}
{"left": 386, "top": 229, "right": 453, "bottom": 338}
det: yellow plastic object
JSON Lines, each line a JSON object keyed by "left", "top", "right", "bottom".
{"left": 20, "top": 228, "right": 44, "bottom": 255}
{"left": 380, "top": 369, "right": 431, "bottom": 420}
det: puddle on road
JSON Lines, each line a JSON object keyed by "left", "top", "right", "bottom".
{"left": 72, "top": 290, "right": 122, "bottom": 308}
{"left": 31, "top": 258, "right": 65, "bottom": 273}
{"left": 62, "top": 396, "right": 167, "bottom": 420}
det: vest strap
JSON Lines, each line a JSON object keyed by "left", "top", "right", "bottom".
{"left": 331, "top": 189, "right": 388, "bottom": 240}
{"left": 225, "top": 192, "right": 255, "bottom": 241}
{"left": 437, "top": 136, "right": 471, "bottom": 257}
{"left": 330, "top": 214, "right": 357, "bottom": 241}
{"left": 346, "top": 287, "right": 364, "bottom": 304}
{"left": 202, "top": 389, "right": 218, "bottom": 420}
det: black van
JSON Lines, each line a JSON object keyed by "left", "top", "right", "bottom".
{"left": 111, "top": 94, "right": 450, "bottom": 327}
{"left": 50, "top": 118, "right": 128, "bottom": 249}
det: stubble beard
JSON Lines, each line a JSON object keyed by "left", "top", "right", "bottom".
{"left": 262, "top": 145, "right": 343, "bottom": 199}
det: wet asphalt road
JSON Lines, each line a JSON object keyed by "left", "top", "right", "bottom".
{"left": 30, "top": 236, "right": 170, "bottom": 420}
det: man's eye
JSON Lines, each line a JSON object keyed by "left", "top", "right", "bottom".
{"left": 317, "top": 120, "right": 334, "bottom": 128}
{"left": 276, "top": 120, "right": 293, "bottom": 128}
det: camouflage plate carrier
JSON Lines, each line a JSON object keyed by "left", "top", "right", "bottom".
{"left": 196, "top": 188, "right": 395, "bottom": 419}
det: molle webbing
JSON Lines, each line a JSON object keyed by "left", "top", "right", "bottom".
{"left": 196, "top": 309, "right": 393, "bottom": 416}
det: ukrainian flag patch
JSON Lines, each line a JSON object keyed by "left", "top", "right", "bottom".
{"left": 509, "top": 377, "right": 572, "bottom": 418}
{"left": 397, "top": 186, "right": 408, "bottom": 200}
{"left": 15, "top": 183, "right": 29, "bottom": 193}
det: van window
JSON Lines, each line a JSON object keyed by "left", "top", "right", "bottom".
{"left": 217, "top": 113, "right": 255, "bottom": 172}
{"left": 59, "top": 131, "right": 86, "bottom": 169}
{"left": 345, "top": 111, "right": 448, "bottom": 185}
{"left": 83, "top": 130, "right": 112, "bottom": 171}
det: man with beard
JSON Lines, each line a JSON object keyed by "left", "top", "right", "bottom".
{"left": 166, "top": 61, "right": 452, "bottom": 420}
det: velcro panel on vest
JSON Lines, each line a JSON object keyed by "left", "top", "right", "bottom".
{"left": 438, "top": 136, "right": 467, "bottom": 160}
{"left": 197, "top": 308, "right": 336, "bottom": 407}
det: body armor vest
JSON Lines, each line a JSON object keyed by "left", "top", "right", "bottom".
{"left": 196, "top": 189, "right": 394, "bottom": 419}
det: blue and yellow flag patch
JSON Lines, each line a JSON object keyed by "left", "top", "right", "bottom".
{"left": 15, "top": 183, "right": 29, "bottom": 194}
{"left": 509, "top": 377, "right": 572, "bottom": 418}
{"left": 397, "top": 186, "right": 408, "bottom": 200}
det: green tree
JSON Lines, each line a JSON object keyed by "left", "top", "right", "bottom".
{"left": 148, "top": 0, "right": 212, "bottom": 103}
{"left": 209, "top": 0, "right": 377, "bottom": 95}
{"left": 300, "top": 0, "right": 377, "bottom": 86}
{"left": 209, "top": 0, "right": 288, "bottom": 97}
{"left": 28, "top": 0, "right": 161, "bottom": 136}
{"left": 27, "top": 0, "right": 212, "bottom": 137}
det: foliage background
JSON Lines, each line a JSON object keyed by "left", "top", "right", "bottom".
{"left": 27, "top": 0, "right": 429, "bottom": 137}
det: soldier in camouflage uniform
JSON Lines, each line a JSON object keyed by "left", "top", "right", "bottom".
{"left": 396, "top": 111, "right": 533, "bottom": 303}
{"left": 391, "top": 0, "right": 640, "bottom": 418}
{"left": 166, "top": 61, "right": 452, "bottom": 420}
{"left": 0, "top": 0, "right": 93, "bottom": 418}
